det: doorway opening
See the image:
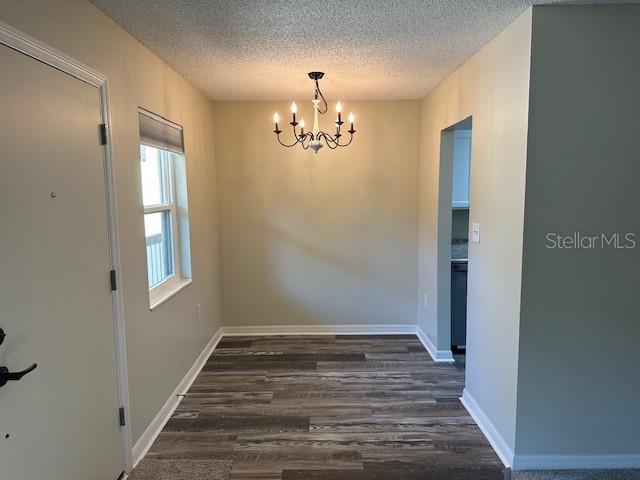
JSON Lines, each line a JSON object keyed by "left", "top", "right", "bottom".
{"left": 437, "top": 116, "right": 472, "bottom": 362}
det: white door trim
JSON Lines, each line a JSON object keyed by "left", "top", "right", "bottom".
{"left": 0, "top": 20, "right": 133, "bottom": 473}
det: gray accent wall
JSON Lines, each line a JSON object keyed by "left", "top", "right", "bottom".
{"left": 514, "top": 5, "right": 640, "bottom": 459}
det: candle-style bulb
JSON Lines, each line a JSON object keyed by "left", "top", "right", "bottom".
{"left": 336, "top": 101, "right": 342, "bottom": 113}
{"left": 299, "top": 118, "right": 305, "bottom": 129}
{"left": 290, "top": 102, "right": 298, "bottom": 114}
{"left": 273, "top": 112, "right": 280, "bottom": 123}
{"left": 349, "top": 113, "right": 355, "bottom": 124}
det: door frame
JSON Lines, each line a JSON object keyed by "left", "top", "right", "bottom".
{"left": 0, "top": 21, "right": 133, "bottom": 473}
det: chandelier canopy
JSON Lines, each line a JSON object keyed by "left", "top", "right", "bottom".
{"left": 272, "top": 72, "right": 356, "bottom": 153}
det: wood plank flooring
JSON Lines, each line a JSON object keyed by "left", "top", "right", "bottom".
{"left": 144, "top": 335, "right": 507, "bottom": 479}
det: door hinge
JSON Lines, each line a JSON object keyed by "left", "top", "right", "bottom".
{"left": 119, "top": 406, "right": 126, "bottom": 426}
{"left": 110, "top": 270, "right": 117, "bottom": 291}
{"left": 99, "top": 123, "right": 108, "bottom": 145}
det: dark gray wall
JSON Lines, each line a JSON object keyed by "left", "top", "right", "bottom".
{"left": 516, "top": 5, "right": 640, "bottom": 457}
{"left": 452, "top": 209, "right": 469, "bottom": 240}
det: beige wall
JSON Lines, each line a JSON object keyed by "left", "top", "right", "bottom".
{"left": 515, "top": 4, "right": 640, "bottom": 461}
{"left": 417, "top": 9, "right": 532, "bottom": 452}
{"left": 0, "top": 0, "right": 222, "bottom": 443}
{"left": 213, "top": 101, "right": 420, "bottom": 328}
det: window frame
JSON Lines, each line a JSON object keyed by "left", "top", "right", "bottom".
{"left": 141, "top": 145, "right": 191, "bottom": 309}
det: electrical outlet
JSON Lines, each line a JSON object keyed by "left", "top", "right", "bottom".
{"left": 196, "top": 303, "right": 202, "bottom": 319}
{"left": 424, "top": 294, "right": 428, "bottom": 309}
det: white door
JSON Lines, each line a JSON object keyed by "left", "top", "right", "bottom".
{"left": 0, "top": 44, "right": 123, "bottom": 479}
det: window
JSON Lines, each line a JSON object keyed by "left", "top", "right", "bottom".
{"left": 139, "top": 109, "right": 192, "bottom": 308}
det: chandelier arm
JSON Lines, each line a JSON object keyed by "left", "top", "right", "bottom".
{"left": 318, "top": 132, "right": 339, "bottom": 148}
{"left": 325, "top": 132, "right": 345, "bottom": 150}
{"left": 299, "top": 131, "right": 312, "bottom": 149}
{"left": 318, "top": 131, "right": 354, "bottom": 148}
{"left": 324, "top": 137, "right": 340, "bottom": 150}
{"left": 293, "top": 123, "right": 308, "bottom": 143}
{"left": 331, "top": 131, "right": 354, "bottom": 148}
{"left": 274, "top": 123, "right": 305, "bottom": 147}
{"left": 337, "top": 133, "right": 354, "bottom": 147}
{"left": 275, "top": 133, "right": 301, "bottom": 148}
{"left": 306, "top": 132, "right": 316, "bottom": 144}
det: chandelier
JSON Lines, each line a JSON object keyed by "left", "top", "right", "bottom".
{"left": 272, "top": 72, "right": 356, "bottom": 153}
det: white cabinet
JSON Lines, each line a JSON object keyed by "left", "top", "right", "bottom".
{"left": 452, "top": 129, "right": 471, "bottom": 208}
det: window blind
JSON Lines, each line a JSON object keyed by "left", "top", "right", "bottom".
{"left": 138, "top": 109, "right": 184, "bottom": 154}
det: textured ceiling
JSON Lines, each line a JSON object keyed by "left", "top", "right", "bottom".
{"left": 91, "top": 0, "right": 568, "bottom": 100}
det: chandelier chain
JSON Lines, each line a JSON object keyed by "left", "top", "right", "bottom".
{"left": 314, "top": 78, "right": 328, "bottom": 115}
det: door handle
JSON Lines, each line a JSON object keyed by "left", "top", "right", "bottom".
{"left": 0, "top": 363, "right": 38, "bottom": 387}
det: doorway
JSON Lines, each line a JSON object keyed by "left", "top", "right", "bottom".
{"left": 0, "top": 27, "right": 128, "bottom": 479}
{"left": 437, "top": 117, "right": 472, "bottom": 362}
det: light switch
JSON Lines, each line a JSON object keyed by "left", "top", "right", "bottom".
{"left": 472, "top": 222, "right": 480, "bottom": 243}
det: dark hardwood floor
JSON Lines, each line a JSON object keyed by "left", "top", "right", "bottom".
{"left": 144, "top": 334, "right": 507, "bottom": 479}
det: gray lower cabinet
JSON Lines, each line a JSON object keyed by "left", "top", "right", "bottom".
{"left": 451, "top": 261, "right": 468, "bottom": 349}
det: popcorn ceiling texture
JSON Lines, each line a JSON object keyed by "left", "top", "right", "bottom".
{"left": 91, "top": 0, "right": 564, "bottom": 100}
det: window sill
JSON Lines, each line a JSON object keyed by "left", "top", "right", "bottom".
{"left": 149, "top": 278, "right": 192, "bottom": 311}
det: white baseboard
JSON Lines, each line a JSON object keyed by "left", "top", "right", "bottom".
{"left": 460, "top": 388, "right": 514, "bottom": 468}
{"left": 512, "top": 454, "right": 640, "bottom": 471}
{"left": 415, "top": 326, "right": 455, "bottom": 363}
{"left": 222, "top": 325, "right": 455, "bottom": 364}
{"left": 220, "top": 324, "right": 418, "bottom": 336}
{"left": 130, "top": 328, "right": 224, "bottom": 469}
